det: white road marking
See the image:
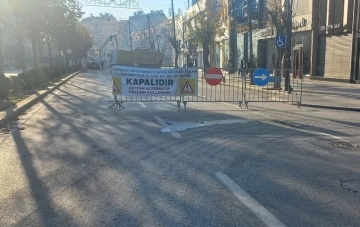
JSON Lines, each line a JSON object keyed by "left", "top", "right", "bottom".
{"left": 221, "top": 102, "right": 240, "bottom": 108}
{"left": 139, "top": 102, "right": 147, "bottom": 108}
{"left": 219, "top": 101, "right": 341, "bottom": 140}
{"left": 253, "top": 112, "right": 271, "bottom": 118}
{"left": 154, "top": 116, "right": 182, "bottom": 139}
{"left": 216, "top": 172, "right": 287, "bottom": 227}
{"left": 264, "top": 121, "right": 342, "bottom": 140}
{"left": 220, "top": 102, "right": 271, "bottom": 118}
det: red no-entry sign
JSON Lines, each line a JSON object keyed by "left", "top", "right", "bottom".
{"left": 205, "top": 67, "right": 223, "bottom": 86}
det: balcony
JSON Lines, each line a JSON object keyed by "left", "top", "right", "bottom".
{"left": 231, "top": 3, "right": 259, "bottom": 23}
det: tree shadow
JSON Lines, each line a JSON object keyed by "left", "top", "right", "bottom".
{"left": 3, "top": 71, "right": 360, "bottom": 226}
{"left": 9, "top": 129, "right": 76, "bottom": 226}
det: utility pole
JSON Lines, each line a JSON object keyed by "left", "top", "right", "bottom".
{"left": 128, "top": 21, "right": 133, "bottom": 51}
{"left": 171, "top": 0, "right": 178, "bottom": 67}
{"left": 285, "top": 0, "right": 293, "bottom": 92}
{"left": 248, "top": 2, "right": 254, "bottom": 83}
{"left": 147, "top": 13, "right": 152, "bottom": 50}
{"left": 171, "top": 0, "right": 176, "bottom": 41}
{"left": 350, "top": 0, "right": 359, "bottom": 82}
{"left": 0, "top": 24, "right": 4, "bottom": 75}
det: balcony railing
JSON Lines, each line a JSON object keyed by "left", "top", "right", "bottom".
{"left": 231, "top": 3, "right": 259, "bottom": 23}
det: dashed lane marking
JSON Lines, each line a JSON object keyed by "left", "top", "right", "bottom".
{"left": 216, "top": 172, "right": 287, "bottom": 227}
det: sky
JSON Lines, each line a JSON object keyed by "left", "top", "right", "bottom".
{"left": 81, "top": 0, "right": 188, "bottom": 20}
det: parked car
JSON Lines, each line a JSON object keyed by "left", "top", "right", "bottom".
{"left": 88, "top": 61, "right": 100, "bottom": 70}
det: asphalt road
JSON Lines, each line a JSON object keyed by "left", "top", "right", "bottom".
{"left": 1, "top": 69, "right": 360, "bottom": 227}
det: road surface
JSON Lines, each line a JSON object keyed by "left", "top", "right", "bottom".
{"left": 1, "top": 69, "right": 360, "bottom": 227}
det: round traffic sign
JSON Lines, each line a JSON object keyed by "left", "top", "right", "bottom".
{"left": 252, "top": 68, "right": 270, "bottom": 86}
{"left": 205, "top": 67, "right": 223, "bottom": 86}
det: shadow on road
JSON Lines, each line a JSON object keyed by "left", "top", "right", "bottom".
{"left": 2, "top": 71, "right": 360, "bottom": 226}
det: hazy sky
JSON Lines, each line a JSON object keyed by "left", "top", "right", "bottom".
{"left": 81, "top": 0, "right": 188, "bottom": 20}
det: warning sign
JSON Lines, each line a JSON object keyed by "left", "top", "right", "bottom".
{"left": 113, "top": 77, "right": 121, "bottom": 94}
{"left": 112, "top": 66, "right": 198, "bottom": 96}
{"left": 179, "top": 78, "right": 196, "bottom": 95}
{"left": 181, "top": 81, "right": 194, "bottom": 93}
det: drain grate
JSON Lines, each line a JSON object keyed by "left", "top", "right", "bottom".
{"left": 341, "top": 179, "right": 360, "bottom": 193}
{"left": 332, "top": 142, "right": 359, "bottom": 150}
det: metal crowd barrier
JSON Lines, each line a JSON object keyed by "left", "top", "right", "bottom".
{"left": 110, "top": 66, "right": 303, "bottom": 109}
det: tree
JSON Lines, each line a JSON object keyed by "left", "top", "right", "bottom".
{"left": 186, "top": 0, "right": 222, "bottom": 69}
{"left": 167, "top": 22, "right": 181, "bottom": 67}
{"left": 69, "top": 23, "right": 93, "bottom": 61}
{"left": 0, "top": 5, "right": 5, "bottom": 75}
{"left": 266, "top": 0, "right": 297, "bottom": 75}
{"left": 1, "top": 0, "right": 32, "bottom": 72}
{"left": 1, "top": 0, "right": 84, "bottom": 71}
{"left": 45, "top": 0, "right": 84, "bottom": 55}
{"left": 162, "top": 11, "right": 183, "bottom": 67}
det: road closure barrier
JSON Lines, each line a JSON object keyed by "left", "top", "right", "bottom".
{"left": 109, "top": 65, "right": 303, "bottom": 109}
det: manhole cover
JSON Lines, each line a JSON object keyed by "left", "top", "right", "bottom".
{"left": 341, "top": 179, "right": 360, "bottom": 193}
{"left": 333, "top": 142, "right": 359, "bottom": 150}
{"left": 0, "top": 124, "right": 10, "bottom": 134}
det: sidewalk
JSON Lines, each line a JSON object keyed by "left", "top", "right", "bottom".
{"left": 221, "top": 73, "right": 359, "bottom": 111}
{"left": 300, "top": 78, "right": 360, "bottom": 111}
{"left": 0, "top": 71, "right": 81, "bottom": 124}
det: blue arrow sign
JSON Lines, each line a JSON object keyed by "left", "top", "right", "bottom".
{"left": 252, "top": 68, "right": 270, "bottom": 86}
{"left": 276, "top": 34, "right": 286, "bottom": 48}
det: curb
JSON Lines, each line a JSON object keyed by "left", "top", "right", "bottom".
{"left": 301, "top": 104, "right": 360, "bottom": 112}
{"left": 0, "top": 70, "right": 82, "bottom": 124}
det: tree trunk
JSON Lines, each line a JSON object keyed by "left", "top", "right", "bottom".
{"left": 174, "top": 49, "right": 179, "bottom": 68}
{"left": 210, "top": 41, "right": 216, "bottom": 67}
{"left": 18, "top": 38, "right": 28, "bottom": 72}
{"left": 0, "top": 28, "right": 4, "bottom": 75}
{"left": 31, "top": 35, "right": 38, "bottom": 68}
{"left": 47, "top": 43, "right": 53, "bottom": 67}
{"left": 202, "top": 40, "right": 211, "bottom": 69}
{"left": 274, "top": 48, "right": 284, "bottom": 89}
{"left": 37, "top": 35, "right": 44, "bottom": 67}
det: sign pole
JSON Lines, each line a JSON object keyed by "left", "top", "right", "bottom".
{"left": 171, "top": 0, "right": 177, "bottom": 67}
{"left": 285, "top": 0, "right": 293, "bottom": 93}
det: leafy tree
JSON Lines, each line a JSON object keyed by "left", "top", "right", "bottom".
{"left": 69, "top": 23, "right": 94, "bottom": 61}
{"left": 186, "top": 0, "right": 222, "bottom": 69}
{"left": 1, "top": 0, "right": 85, "bottom": 71}
{"left": 1, "top": 0, "right": 32, "bottom": 72}
{"left": 0, "top": 7, "right": 5, "bottom": 75}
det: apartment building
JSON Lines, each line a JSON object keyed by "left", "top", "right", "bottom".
{"left": 81, "top": 13, "right": 120, "bottom": 62}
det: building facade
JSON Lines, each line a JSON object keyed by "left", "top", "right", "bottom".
{"left": 81, "top": 13, "right": 121, "bottom": 63}
{"left": 311, "top": 0, "right": 359, "bottom": 82}
{"left": 230, "top": 0, "right": 313, "bottom": 74}
{"left": 180, "top": 0, "right": 229, "bottom": 68}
